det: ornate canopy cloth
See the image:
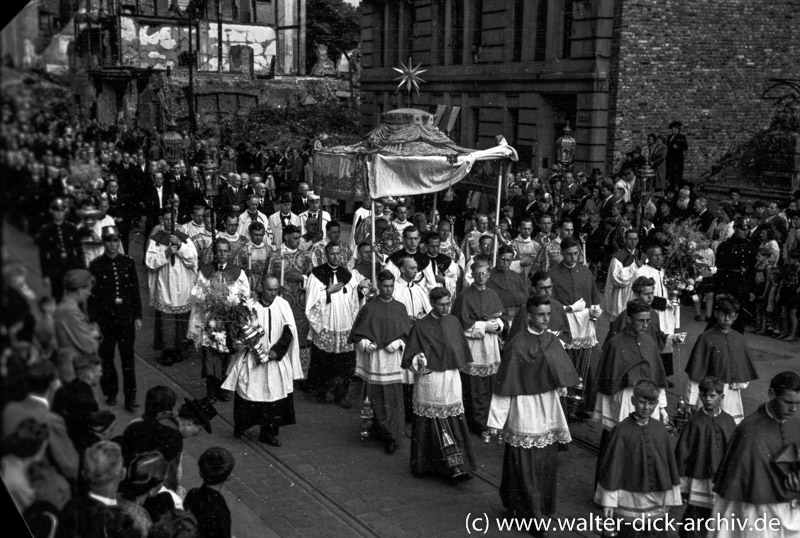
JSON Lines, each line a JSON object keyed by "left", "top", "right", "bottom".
{"left": 313, "top": 109, "right": 518, "bottom": 201}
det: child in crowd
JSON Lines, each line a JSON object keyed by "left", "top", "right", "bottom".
{"left": 751, "top": 247, "right": 773, "bottom": 335}
{"left": 776, "top": 249, "right": 799, "bottom": 341}
{"left": 184, "top": 446, "right": 234, "bottom": 538}
{"left": 684, "top": 295, "right": 758, "bottom": 424}
{"left": 674, "top": 376, "right": 736, "bottom": 538}
{"left": 595, "top": 379, "right": 682, "bottom": 536}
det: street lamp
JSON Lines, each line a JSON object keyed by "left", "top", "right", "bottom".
{"left": 555, "top": 122, "right": 576, "bottom": 219}
{"left": 556, "top": 121, "right": 576, "bottom": 169}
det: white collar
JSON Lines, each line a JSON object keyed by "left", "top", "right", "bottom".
{"left": 88, "top": 492, "right": 117, "bottom": 506}
{"left": 30, "top": 394, "right": 49, "bottom": 409}
{"left": 515, "top": 235, "right": 532, "bottom": 243}
{"left": 527, "top": 327, "right": 544, "bottom": 335}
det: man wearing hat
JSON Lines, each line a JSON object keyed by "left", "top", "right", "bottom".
{"left": 35, "top": 198, "right": 85, "bottom": 301}
{"left": 175, "top": 397, "right": 218, "bottom": 437}
{"left": 666, "top": 121, "right": 688, "bottom": 189}
{"left": 715, "top": 217, "right": 757, "bottom": 332}
{"left": 299, "top": 191, "right": 330, "bottom": 241}
{"left": 268, "top": 192, "right": 300, "bottom": 248}
{"left": 88, "top": 225, "right": 142, "bottom": 410}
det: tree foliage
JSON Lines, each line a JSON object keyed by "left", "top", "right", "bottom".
{"left": 305, "top": 0, "right": 361, "bottom": 73}
{"left": 218, "top": 98, "right": 362, "bottom": 149}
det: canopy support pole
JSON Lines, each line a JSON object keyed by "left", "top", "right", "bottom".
{"left": 371, "top": 199, "right": 377, "bottom": 288}
{"left": 493, "top": 162, "right": 504, "bottom": 266}
{"left": 431, "top": 192, "right": 438, "bottom": 230}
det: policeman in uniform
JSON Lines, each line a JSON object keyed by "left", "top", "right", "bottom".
{"left": 88, "top": 226, "right": 143, "bottom": 410}
{"left": 35, "top": 198, "right": 85, "bottom": 301}
{"left": 714, "top": 216, "right": 756, "bottom": 332}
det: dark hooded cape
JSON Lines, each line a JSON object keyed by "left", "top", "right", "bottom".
{"left": 348, "top": 298, "right": 412, "bottom": 348}
{"left": 597, "top": 414, "right": 681, "bottom": 492}
{"left": 713, "top": 404, "right": 800, "bottom": 504}
{"left": 487, "top": 268, "right": 528, "bottom": 309}
{"left": 596, "top": 328, "right": 667, "bottom": 396}
{"left": 401, "top": 313, "right": 471, "bottom": 372}
{"left": 452, "top": 285, "right": 504, "bottom": 330}
{"left": 507, "top": 298, "right": 571, "bottom": 343}
{"left": 684, "top": 327, "right": 758, "bottom": 383}
{"left": 675, "top": 408, "right": 737, "bottom": 480}
{"left": 494, "top": 330, "right": 580, "bottom": 396}
{"left": 604, "top": 307, "right": 667, "bottom": 350}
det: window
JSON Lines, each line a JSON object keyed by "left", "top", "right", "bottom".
{"left": 435, "top": 0, "right": 445, "bottom": 65}
{"left": 534, "top": 0, "right": 548, "bottom": 62}
{"left": 563, "top": 0, "right": 574, "bottom": 59}
{"left": 472, "top": 0, "right": 483, "bottom": 63}
{"left": 255, "top": 0, "right": 275, "bottom": 25}
{"left": 39, "top": 12, "right": 52, "bottom": 40}
{"left": 511, "top": 0, "right": 524, "bottom": 62}
{"left": 451, "top": 0, "right": 464, "bottom": 64}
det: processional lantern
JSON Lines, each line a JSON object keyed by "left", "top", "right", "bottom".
{"left": 556, "top": 122, "right": 576, "bottom": 168}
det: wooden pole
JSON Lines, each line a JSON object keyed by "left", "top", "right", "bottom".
{"left": 493, "top": 162, "right": 504, "bottom": 266}
{"left": 371, "top": 199, "right": 377, "bottom": 287}
{"left": 431, "top": 192, "right": 438, "bottom": 230}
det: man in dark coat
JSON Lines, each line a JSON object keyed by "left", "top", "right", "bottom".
{"left": 714, "top": 217, "right": 757, "bottom": 331}
{"left": 88, "top": 226, "right": 142, "bottom": 411}
{"left": 35, "top": 198, "right": 85, "bottom": 301}
{"left": 666, "top": 121, "right": 689, "bottom": 189}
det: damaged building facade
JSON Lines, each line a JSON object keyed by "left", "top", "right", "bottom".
{"left": 70, "top": 0, "right": 306, "bottom": 128}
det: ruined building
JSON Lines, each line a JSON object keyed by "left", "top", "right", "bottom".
{"left": 69, "top": 0, "right": 306, "bottom": 128}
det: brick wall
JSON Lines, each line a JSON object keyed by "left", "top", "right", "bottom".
{"left": 609, "top": 0, "right": 800, "bottom": 181}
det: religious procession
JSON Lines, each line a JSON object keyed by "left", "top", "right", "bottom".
{"left": 2, "top": 1, "right": 800, "bottom": 537}
{"left": 3, "top": 97, "right": 799, "bottom": 538}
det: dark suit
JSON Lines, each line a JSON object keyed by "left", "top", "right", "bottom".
{"left": 219, "top": 186, "right": 247, "bottom": 216}
{"left": 142, "top": 185, "right": 166, "bottom": 241}
{"left": 2, "top": 395, "right": 80, "bottom": 482}
{"left": 107, "top": 192, "right": 132, "bottom": 253}
{"left": 291, "top": 194, "right": 309, "bottom": 215}
{"left": 88, "top": 253, "right": 142, "bottom": 405}
{"left": 696, "top": 209, "right": 714, "bottom": 234}
{"left": 52, "top": 379, "right": 101, "bottom": 454}
{"left": 185, "top": 484, "right": 232, "bottom": 538}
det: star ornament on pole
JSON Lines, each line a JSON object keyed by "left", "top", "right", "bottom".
{"left": 393, "top": 57, "right": 427, "bottom": 97}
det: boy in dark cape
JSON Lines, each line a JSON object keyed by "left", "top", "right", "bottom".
{"left": 674, "top": 376, "right": 736, "bottom": 538}
{"left": 595, "top": 379, "right": 682, "bottom": 533}
{"left": 349, "top": 270, "right": 413, "bottom": 454}
{"left": 684, "top": 295, "right": 757, "bottom": 424}
{"left": 452, "top": 256, "right": 505, "bottom": 435}
{"left": 488, "top": 296, "right": 579, "bottom": 529}
{"left": 401, "top": 287, "right": 476, "bottom": 481}
{"left": 710, "top": 371, "right": 800, "bottom": 538}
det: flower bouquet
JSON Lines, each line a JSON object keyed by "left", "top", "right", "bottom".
{"left": 189, "top": 277, "right": 253, "bottom": 353}
{"left": 661, "top": 221, "right": 710, "bottom": 302}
